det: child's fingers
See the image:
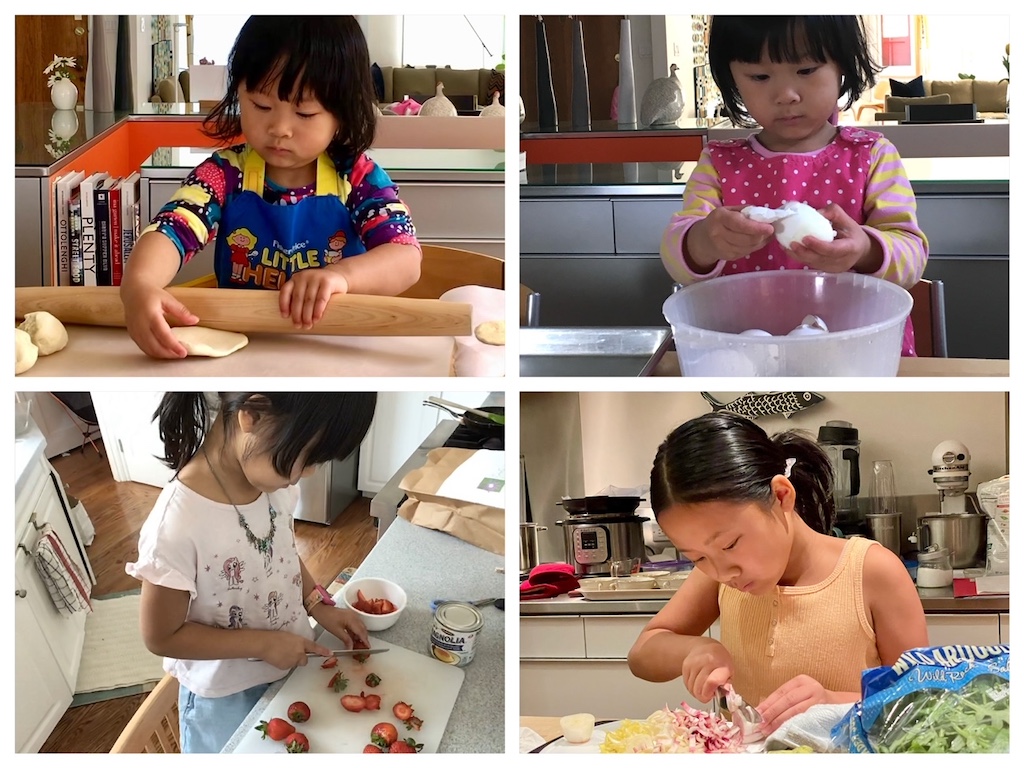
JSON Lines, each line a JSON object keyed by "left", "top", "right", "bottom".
{"left": 305, "top": 639, "right": 334, "bottom": 657}
{"left": 279, "top": 281, "right": 294, "bottom": 318}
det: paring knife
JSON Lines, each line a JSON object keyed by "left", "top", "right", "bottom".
{"left": 247, "top": 648, "right": 389, "bottom": 662}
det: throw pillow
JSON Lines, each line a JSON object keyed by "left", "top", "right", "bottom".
{"left": 370, "top": 63, "right": 385, "bottom": 102}
{"left": 929, "top": 79, "right": 973, "bottom": 105}
{"left": 973, "top": 79, "right": 1008, "bottom": 112}
{"left": 488, "top": 69, "right": 505, "bottom": 106}
{"left": 889, "top": 75, "right": 926, "bottom": 97}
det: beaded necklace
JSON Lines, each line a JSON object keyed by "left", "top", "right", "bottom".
{"left": 203, "top": 448, "right": 276, "bottom": 568}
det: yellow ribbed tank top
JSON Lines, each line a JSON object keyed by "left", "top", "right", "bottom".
{"left": 718, "top": 536, "right": 881, "bottom": 705}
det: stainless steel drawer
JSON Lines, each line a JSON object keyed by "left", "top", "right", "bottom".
{"left": 521, "top": 200, "right": 615, "bottom": 254}
{"left": 613, "top": 199, "right": 685, "bottom": 255}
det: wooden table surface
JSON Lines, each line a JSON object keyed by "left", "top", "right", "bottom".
{"left": 16, "top": 325, "right": 457, "bottom": 377}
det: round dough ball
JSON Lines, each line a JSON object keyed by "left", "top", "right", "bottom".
{"left": 773, "top": 201, "right": 836, "bottom": 250}
{"left": 18, "top": 311, "right": 68, "bottom": 355}
{"left": 15, "top": 328, "right": 39, "bottom": 374}
{"left": 170, "top": 326, "right": 249, "bottom": 357}
{"left": 473, "top": 320, "right": 505, "bottom": 346}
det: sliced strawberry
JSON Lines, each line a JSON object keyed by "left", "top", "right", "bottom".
{"left": 341, "top": 694, "right": 367, "bottom": 712}
{"left": 392, "top": 701, "right": 414, "bottom": 721}
{"left": 403, "top": 715, "right": 423, "bottom": 731}
{"left": 365, "top": 673, "right": 382, "bottom": 688}
{"left": 321, "top": 657, "right": 338, "bottom": 669}
{"left": 327, "top": 671, "right": 349, "bottom": 692}
{"left": 363, "top": 693, "right": 382, "bottom": 710}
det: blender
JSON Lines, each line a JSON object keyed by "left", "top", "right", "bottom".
{"left": 817, "top": 420, "right": 861, "bottom": 531}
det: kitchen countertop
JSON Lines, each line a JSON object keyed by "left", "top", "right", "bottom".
{"left": 14, "top": 419, "right": 47, "bottom": 497}
{"left": 651, "top": 352, "right": 1009, "bottom": 378}
{"left": 14, "top": 325, "right": 457, "bottom": 377}
{"left": 223, "top": 516, "right": 505, "bottom": 753}
{"left": 520, "top": 585, "right": 1008, "bottom": 615}
{"left": 520, "top": 156, "right": 1008, "bottom": 197}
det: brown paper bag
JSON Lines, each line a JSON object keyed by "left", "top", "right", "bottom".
{"left": 398, "top": 447, "right": 504, "bottom": 555}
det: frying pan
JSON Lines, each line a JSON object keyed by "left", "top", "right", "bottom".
{"left": 14, "top": 286, "right": 472, "bottom": 337}
{"left": 423, "top": 401, "right": 504, "bottom": 439}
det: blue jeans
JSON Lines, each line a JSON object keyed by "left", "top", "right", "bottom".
{"left": 178, "top": 681, "right": 271, "bottom": 753}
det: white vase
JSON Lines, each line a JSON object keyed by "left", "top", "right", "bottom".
{"left": 618, "top": 20, "right": 637, "bottom": 126}
{"left": 50, "top": 78, "right": 78, "bottom": 110}
{"left": 50, "top": 109, "right": 79, "bottom": 140}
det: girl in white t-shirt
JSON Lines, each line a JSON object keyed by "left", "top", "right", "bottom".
{"left": 126, "top": 392, "right": 377, "bottom": 753}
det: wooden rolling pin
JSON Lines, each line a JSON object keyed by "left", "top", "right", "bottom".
{"left": 15, "top": 286, "right": 473, "bottom": 337}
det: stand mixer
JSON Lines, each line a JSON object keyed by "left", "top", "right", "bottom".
{"left": 927, "top": 439, "right": 972, "bottom": 514}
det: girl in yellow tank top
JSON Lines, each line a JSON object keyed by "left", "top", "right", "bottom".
{"left": 627, "top": 411, "right": 927, "bottom": 737}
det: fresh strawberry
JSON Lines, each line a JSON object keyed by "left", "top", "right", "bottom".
{"left": 392, "top": 702, "right": 415, "bottom": 721}
{"left": 363, "top": 693, "right": 382, "bottom": 710}
{"left": 389, "top": 738, "right": 423, "bottom": 753}
{"left": 370, "top": 722, "right": 399, "bottom": 748}
{"left": 365, "top": 673, "right": 382, "bottom": 688}
{"left": 327, "top": 671, "right": 349, "bottom": 692}
{"left": 287, "top": 701, "right": 311, "bottom": 723}
{"left": 255, "top": 717, "right": 295, "bottom": 741}
{"left": 284, "top": 732, "right": 310, "bottom": 753}
{"left": 352, "top": 637, "right": 371, "bottom": 664}
{"left": 321, "top": 656, "right": 338, "bottom": 669}
{"left": 363, "top": 744, "right": 384, "bottom": 753}
{"left": 341, "top": 694, "right": 367, "bottom": 712}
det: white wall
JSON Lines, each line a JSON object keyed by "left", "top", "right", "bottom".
{"left": 577, "top": 392, "right": 1007, "bottom": 500}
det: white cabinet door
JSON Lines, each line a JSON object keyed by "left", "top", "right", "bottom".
{"left": 15, "top": 575, "right": 73, "bottom": 753}
{"left": 92, "top": 391, "right": 173, "bottom": 488}
{"left": 926, "top": 613, "right": 1001, "bottom": 646}
{"left": 356, "top": 391, "right": 488, "bottom": 493}
{"left": 521, "top": 660, "right": 707, "bottom": 719}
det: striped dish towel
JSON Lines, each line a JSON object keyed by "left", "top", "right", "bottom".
{"left": 34, "top": 524, "right": 92, "bottom": 616}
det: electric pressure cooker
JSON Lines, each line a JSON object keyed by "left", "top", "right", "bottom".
{"left": 555, "top": 496, "right": 647, "bottom": 577}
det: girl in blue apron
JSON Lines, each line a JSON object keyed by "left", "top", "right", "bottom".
{"left": 120, "top": 16, "right": 421, "bottom": 359}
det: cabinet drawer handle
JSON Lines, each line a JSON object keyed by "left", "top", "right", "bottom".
{"left": 15, "top": 589, "right": 26, "bottom": 598}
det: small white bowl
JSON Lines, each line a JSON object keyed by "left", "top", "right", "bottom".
{"left": 579, "top": 577, "right": 619, "bottom": 591}
{"left": 340, "top": 577, "right": 407, "bottom": 631}
{"left": 615, "top": 575, "right": 657, "bottom": 590}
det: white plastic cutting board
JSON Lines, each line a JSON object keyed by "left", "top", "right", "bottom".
{"left": 232, "top": 636, "right": 465, "bottom": 753}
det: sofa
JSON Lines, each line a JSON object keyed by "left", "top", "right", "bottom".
{"left": 873, "top": 78, "right": 1008, "bottom": 120}
{"left": 373, "top": 65, "right": 504, "bottom": 112}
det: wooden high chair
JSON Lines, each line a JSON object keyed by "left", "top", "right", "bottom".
{"left": 908, "top": 278, "right": 948, "bottom": 357}
{"left": 109, "top": 674, "right": 181, "bottom": 753}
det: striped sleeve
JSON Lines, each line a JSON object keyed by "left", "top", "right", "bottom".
{"left": 861, "top": 138, "right": 928, "bottom": 288}
{"left": 140, "top": 147, "right": 244, "bottom": 265}
{"left": 347, "top": 154, "right": 420, "bottom": 251}
{"left": 660, "top": 146, "right": 727, "bottom": 285}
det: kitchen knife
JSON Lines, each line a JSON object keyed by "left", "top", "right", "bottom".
{"left": 15, "top": 286, "right": 473, "bottom": 337}
{"left": 247, "top": 648, "right": 390, "bottom": 662}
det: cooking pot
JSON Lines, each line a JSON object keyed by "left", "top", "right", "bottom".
{"left": 556, "top": 498, "right": 647, "bottom": 577}
{"left": 520, "top": 523, "right": 546, "bottom": 573}
{"left": 913, "top": 513, "right": 987, "bottom": 569}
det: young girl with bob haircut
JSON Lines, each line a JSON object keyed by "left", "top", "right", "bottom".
{"left": 661, "top": 16, "right": 927, "bottom": 355}
{"left": 126, "top": 392, "right": 377, "bottom": 752}
{"left": 121, "top": 16, "right": 421, "bottom": 358}
{"left": 628, "top": 411, "right": 928, "bottom": 734}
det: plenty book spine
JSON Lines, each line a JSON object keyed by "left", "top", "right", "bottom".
{"left": 69, "top": 191, "right": 83, "bottom": 287}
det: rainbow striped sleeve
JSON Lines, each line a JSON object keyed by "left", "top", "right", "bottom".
{"left": 660, "top": 146, "right": 727, "bottom": 285}
{"left": 862, "top": 138, "right": 928, "bottom": 288}
{"left": 346, "top": 154, "right": 420, "bottom": 251}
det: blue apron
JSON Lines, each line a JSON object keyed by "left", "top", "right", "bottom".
{"left": 214, "top": 151, "right": 366, "bottom": 289}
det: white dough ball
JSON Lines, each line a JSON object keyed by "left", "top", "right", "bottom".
{"left": 15, "top": 328, "right": 39, "bottom": 374}
{"left": 773, "top": 201, "right": 836, "bottom": 249}
{"left": 18, "top": 311, "right": 69, "bottom": 355}
{"left": 787, "top": 325, "right": 828, "bottom": 337}
{"left": 740, "top": 328, "right": 773, "bottom": 337}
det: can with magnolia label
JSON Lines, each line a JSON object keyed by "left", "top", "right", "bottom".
{"left": 430, "top": 601, "right": 483, "bottom": 667}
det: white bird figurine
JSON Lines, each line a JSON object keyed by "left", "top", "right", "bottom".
{"left": 480, "top": 92, "right": 505, "bottom": 118}
{"left": 640, "top": 63, "right": 685, "bottom": 126}
{"left": 419, "top": 82, "right": 458, "bottom": 117}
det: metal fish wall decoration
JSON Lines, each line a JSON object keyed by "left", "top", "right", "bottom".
{"left": 701, "top": 391, "right": 825, "bottom": 420}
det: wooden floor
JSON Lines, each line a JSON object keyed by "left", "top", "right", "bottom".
{"left": 39, "top": 441, "right": 378, "bottom": 753}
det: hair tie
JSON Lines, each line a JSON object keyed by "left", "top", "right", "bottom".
{"left": 784, "top": 458, "right": 796, "bottom": 478}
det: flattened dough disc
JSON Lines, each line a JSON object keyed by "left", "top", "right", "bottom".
{"left": 474, "top": 320, "right": 505, "bottom": 346}
{"left": 170, "top": 326, "right": 249, "bottom": 357}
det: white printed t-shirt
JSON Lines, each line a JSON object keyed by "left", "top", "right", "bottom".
{"left": 126, "top": 479, "right": 314, "bottom": 698}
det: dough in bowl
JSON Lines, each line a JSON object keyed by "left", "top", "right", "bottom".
{"left": 170, "top": 326, "right": 249, "bottom": 357}
{"left": 474, "top": 320, "right": 506, "bottom": 346}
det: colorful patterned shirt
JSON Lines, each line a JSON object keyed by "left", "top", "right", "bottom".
{"left": 143, "top": 144, "right": 419, "bottom": 264}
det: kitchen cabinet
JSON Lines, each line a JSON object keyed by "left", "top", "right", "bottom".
{"left": 925, "top": 613, "right": 1001, "bottom": 647}
{"left": 15, "top": 423, "right": 96, "bottom": 753}
{"left": 999, "top": 614, "right": 1009, "bottom": 644}
{"left": 520, "top": 614, "right": 720, "bottom": 718}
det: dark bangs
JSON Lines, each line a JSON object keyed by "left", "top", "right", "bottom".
{"left": 204, "top": 16, "right": 377, "bottom": 156}
{"left": 235, "top": 392, "right": 377, "bottom": 476}
{"left": 710, "top": 16, "right": 880, "bottom": 126}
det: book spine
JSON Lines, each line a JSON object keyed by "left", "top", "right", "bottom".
{"left": 121, "top": 175, "right": 140, "bottom": 264}
{"left": 79, "top": 180, "right": 98, "bottom": 286}
{"left": 54, "top": 180, "right": 71, "bottom": 286}
{"left": 69, "top": 194, "right": 83, "bottom": 287}
{"left": 95, "top": 185, "right": 111, "bottom": 286}
{"left": 109, "top": 185, "right": 122, "bottom": 287}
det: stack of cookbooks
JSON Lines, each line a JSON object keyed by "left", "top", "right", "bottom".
{"left": 51, "top": 170, "right": 141, "bottom": 286}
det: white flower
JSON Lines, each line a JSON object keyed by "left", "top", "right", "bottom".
{"left": 43, "top": 54, "right": 77, "bottom": 80}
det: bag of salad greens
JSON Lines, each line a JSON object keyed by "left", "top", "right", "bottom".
{"left": 831, "top": 645, "right": 1009, "bottom": 753}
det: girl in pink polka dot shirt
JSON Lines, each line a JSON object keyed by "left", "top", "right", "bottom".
{"left": 662, "top": 16, "right": 928, "bottom": 356}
